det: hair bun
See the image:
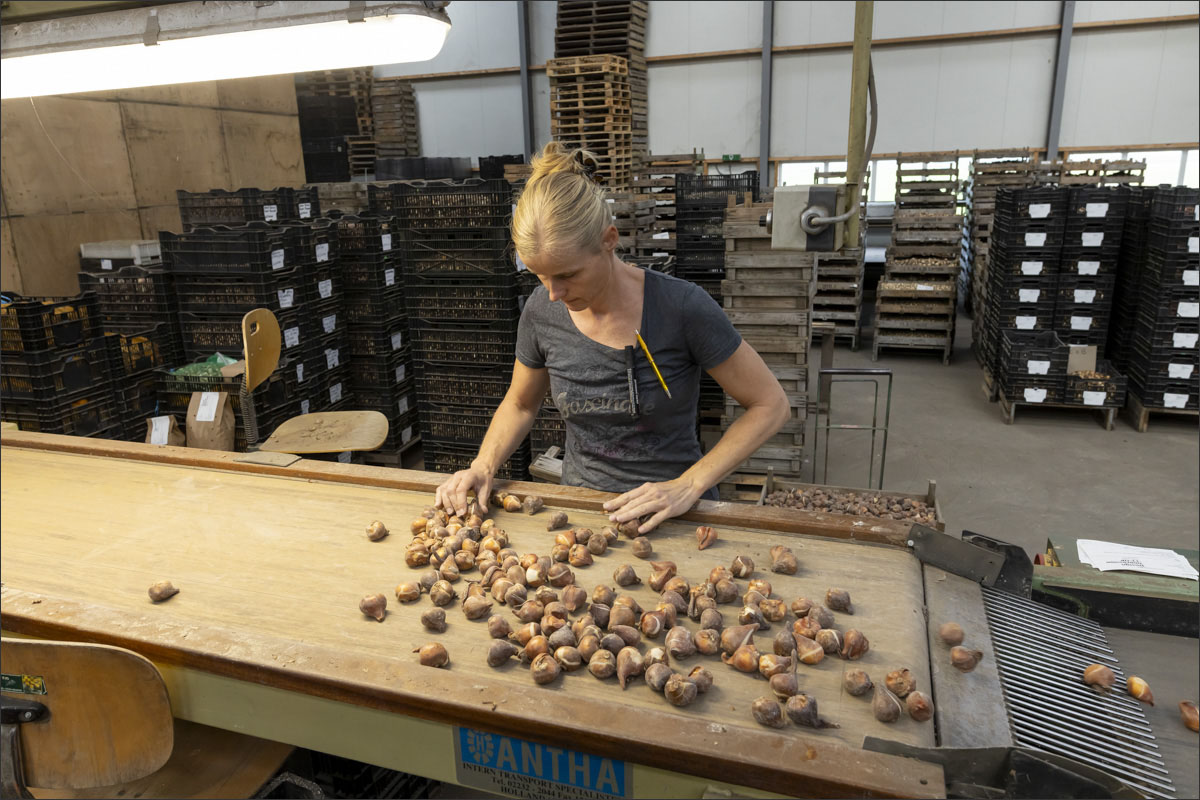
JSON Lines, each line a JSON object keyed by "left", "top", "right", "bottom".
{"left": 529, "top": 140, "right": 600, "bottom": 184}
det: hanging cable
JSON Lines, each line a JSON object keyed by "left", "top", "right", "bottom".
{"left": 806, "top": 57, "right": 877, "bottom": 227}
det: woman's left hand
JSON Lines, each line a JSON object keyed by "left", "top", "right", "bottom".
{"left": 603, "top": 478, "right": 703, "bottom": 535}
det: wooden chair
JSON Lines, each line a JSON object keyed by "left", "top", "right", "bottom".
{"left": 240, "top": 309, "right": 388, "bottom": 455}
{"left": 0, "top": 638, "right": 292, "bottom": 799}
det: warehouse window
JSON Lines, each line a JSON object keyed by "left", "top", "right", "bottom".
{"left": 872, "top": 159, "right": 897, "bottom": 203}
{"left": 1183, "top": 150, "right": 1199, "bottom": 188}
{"left": 777, "top": 162, "right": 821, "bottom": 186}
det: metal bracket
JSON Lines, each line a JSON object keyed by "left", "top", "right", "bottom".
{"left": 908, "top": 526, "right": 1034, "bottom": 596}
{"left": 142, "top": 9, "right": 160, "bottom": 46}
{"left": 0, "top": 696, "right": 47, "bottom": 726}
{"left": 347, "top": 0, "right": 366, "bottom": 22}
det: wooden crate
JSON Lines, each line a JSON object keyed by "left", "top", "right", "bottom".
{"left": 757, "top": 474, "right": 945, "bottom": 531}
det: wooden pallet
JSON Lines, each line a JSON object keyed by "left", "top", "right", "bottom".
{"left": 873, "top": 331, "right": 954, "bottom": 364}
{"left": 546, "top": 55, "right": 629, "bottom": 78}
{"left": 1123, "top": 388, "right": 1200, "bottom": 432}
{"left": 996, "top": 395, "right": 1117, "bottom": 429}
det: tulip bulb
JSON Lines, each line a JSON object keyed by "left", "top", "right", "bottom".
{"left": 421, "top": 608, "right": 447, "bottom": 633}
{"left": 885, "top": 668, "right": 917, "bottom": 699}
{"left": 841, "top": 629, "right": 870, "bottom": 660}
{"left": 731, "top": 555, "right": 755, "bottom": 578}
{"left": 488, "top": 640, "right": 520, "bottom": 667}
{"left": 752, "top": 696, "right": 786, "bottom": 728}
{"left": 366, "top": 520, "right": 389, "bottom": 541}
{"left": 512, "top": 622, "right": 541, "bottom": 646}
{"left": 1125, "top": 676, "right": 1154, "bottom": 705}
{"left": 872, "top": 685, "right": 903, "bottom": 722}
{"left": 758, "top": 653, "right": 792, "bottom": 679}
{"left": 700, "top": 608, "right": 724, "bottom": 632}
{"left": 430, "top": 581, "right": 456, "bottom": 607}
{"left": 665, "top": 673, "right": 699, "bottom": 706}
{"left": 807, "top": 605, "right": 835, "bottom": 629}
{"left": 665, "top": 626, "right": 696, "bottom": 659}
{"left": 769, "top": 545, "right": 797, "bottom": 574}
{"left": 587, "top": 535, "right": 608, "bottom": 556}
{"left": 843, "top": 669, "right": 873, "bottom": 697}
{"left": 786, "top": 693, "right": 839, "bottom": 729}
{"left": 720, "top": 623, "right": 759, "bottom": 656}
{"left": 502, "top": 495, "right": 522, "bottom": 513}
{"left": 695, "top": 526, "right": 717, "bottom": 550}
{"left": 488, "top": 615, "right": 511, "bottom": 639}
{"left": 695, "top": 629, "right": 720, "bottom": 655}
{"left": 632, "top": 538, "right": 653, "bottom": 558}
{"left": 1082, "top": 663, "right": 1115, "bottom": 689}
{"left": 531, "top": 652, "right": 560, "bottom": 684}
{"left": 547, "top": 626, "right": 577, "bottom": 651}
{"left": 791, "top": 597, "right": 814, "bottom": 617}
{"left": 463, "top": 596, "right": 493, "bottom": 620}
{"left": 645, "top": 663, "right": 673, "bottom": 692}
{"left": 906, "top": 691, "right": 934, "bottom": 722}
{"left": 815, "top": 629, "right": 843, "bottom": 655}
{"left": 589, "top": 649, "right": 617, "bottom": 679}
{"left": 794, "top": 635, "right": 825, "bottom": 665}
{"left": 825, "top": 588, "right": 853, "bottom": 614}
{"left": 415, "top": 642, "right": 449, "bottom": 668}
{"left": 613, "top": 564, "right": 641, "bottom": 587}
{"left": 359, "top": 593, "right": 386, "bottom": 621}
{"left": 555, "top": 646, "right": 584, "bottom": 672}
{"left": 617, "top": 647, "right": 645, "bottom": 689}
{"left": 723, "top": 643, "right": 760, "bottom": 673}
{"left": 938, "top": 622, "right": 964, "bottom": 646}
{"left": 1180, "top": 701, "right": 1199, "bottom": 732}
{"left": 687, "top": 666, "right": 714, "bottom": 694}
{"left": 562, "top": 585, "right": 588, "bottom": 613}
{"left": 952, "top": 646, "right": 985, "bottom": 673}
{"left": 547, "top": 510, "right": 569, "bottom": 530}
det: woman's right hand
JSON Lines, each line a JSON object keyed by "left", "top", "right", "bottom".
{"left": 435, "top": 465, "right": 494, "bottom": 517}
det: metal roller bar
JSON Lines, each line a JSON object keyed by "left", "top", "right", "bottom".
{"left": 982, "top": 587, "right": 1175, "bottom": 799}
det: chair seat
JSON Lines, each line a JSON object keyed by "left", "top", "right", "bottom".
{"left": 260, "top": 411, "right": 389, "bottom": 454}
{"left": 29, "top": 719, "right": 293, "bottom": 800}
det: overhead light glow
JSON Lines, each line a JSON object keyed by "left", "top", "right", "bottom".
{"left": 1, "top": 12, "right": 449, "bottom": 99}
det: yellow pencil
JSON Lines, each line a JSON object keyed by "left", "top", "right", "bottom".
{"left": 634, "top": 329, "right": 672, "bottom": 399}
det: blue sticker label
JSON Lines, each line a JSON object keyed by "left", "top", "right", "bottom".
{"left": 454, "top": 727, "right": 630, "bottom": 798}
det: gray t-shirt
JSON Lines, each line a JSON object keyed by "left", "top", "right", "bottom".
{"left": 516, "top": 270, "right": 742, "bottom": 494}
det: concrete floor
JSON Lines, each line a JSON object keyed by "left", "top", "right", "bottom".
{"left": 813, "top": 314, "right": 1199, "bottom": 559}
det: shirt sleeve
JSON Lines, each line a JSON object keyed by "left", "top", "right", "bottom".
{"left": 683, "top": 282, "right": 742, "bottom": 370}
{"left": 515, "top": 287, "right": 547, "bottom": 369}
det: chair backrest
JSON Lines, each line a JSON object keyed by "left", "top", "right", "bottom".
{"left": 0, "top": 638, "right": 173, "bottom": 790}
{"left": 241, "top": 309, "right": 281, "bottom": 395}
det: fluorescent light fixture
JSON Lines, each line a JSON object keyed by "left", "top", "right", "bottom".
{"left": 1, "top": 1, "right": 450, "bottom": 99}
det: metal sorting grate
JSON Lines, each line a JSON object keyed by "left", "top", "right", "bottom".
{"left": 982, "top": 586, "right": 1176, "bottom": 799}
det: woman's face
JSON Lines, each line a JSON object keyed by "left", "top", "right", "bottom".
{"left": 522, "top": 225, "right": 620, "bottom": 312}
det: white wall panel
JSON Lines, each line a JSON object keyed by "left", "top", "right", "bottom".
{"left": 528, "top": 0, "right": 558, "bottom": 65}
{"left": 775, "top": 1, "right": 1059, "bottom": 46}
{"left": 645, "top": 1, "right": 763, "bottom": 56}
{"left": 415, "top": 76, "right": 524, "bottom": 157}
{"left": 647, "top": 59, "right": 761, "bottom": 156}
{"left": 1060, "top": 26, "right": 1200, "bottom": 147}
{"left": 1074, "top": 1, "right": 1199, "bottom": 23}
{"left": 375, "top": 1, "right": 518, "bottom": 77}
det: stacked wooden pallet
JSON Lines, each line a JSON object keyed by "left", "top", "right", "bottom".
{"left": 632, "top": 152, "right": 702, "bottom": 256}
{"left": 1054, "top": 158, "right": 1147, "bottom": 186}
{"left": 720, "top": 200, "right": 811, "bottom": 477}
{"left": 875, "top": 153, "right": 961, "bottom": 364}
{"left": 554, "top": 1, "right": 648, "bottom": 170}
{"left": 547, "top": 55, "right": 634, "bottom": 189}
{"left": 961, "top": 150, "right": 1034, "bottom": 318}
{"left": 303, "top": 182, "right": 370, "bottom": 216}
{"left": 604, "top": 191, "right": 655, "bottom": 252}
{"left": 371, "top": 79, "right": 420, "bottom": 159}
{"left": 812, "top": 249, "right": 865, "bottom": 351}
{"left": 297, "top": 68, "right": 373, "bottom": 136}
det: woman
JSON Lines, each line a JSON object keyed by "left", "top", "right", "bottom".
{"left": 436, "top": 142, "right": 790, "bottom": 534}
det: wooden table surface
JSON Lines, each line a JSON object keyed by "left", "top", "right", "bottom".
{"left": 0, "top": 432, "right": 943, "bottom": 798}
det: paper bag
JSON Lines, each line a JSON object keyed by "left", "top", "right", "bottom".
{"left": 186, "top": 391, "right": 235, "bottom": 451}
{"left": 144, "top": 415, "right": 185, "bottom": 447}
{"left": 1067, "top": 345, "right": 1097, "bottom": 375}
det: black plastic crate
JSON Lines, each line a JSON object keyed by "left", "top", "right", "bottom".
{"left": 305, "top": 366, "right": 353, "bottom": 413}
{"left": 409, "top": 325, "right": 518, "bottom": 367}
{"left": 327, "top": 214, "right": 402, "bottom": 257}
{"left": 78, "top": 266, "right": 176, "bottom": 317}
{"left": 355, "top": 382, "right": 417, "bottom": 418}
{"left": 114, "top": 370, "right": 161, "bottom": 425}
{"left": 1064, "top": 360, "right": 1127, "bottom": 407}
{"left": 393, "top": 180, "right": 512, "bottom": 230}
{"left": 674, "top": 248, "right": 726, "bottom": 269}
{"left": 988, "top": 240, "right": 1061, "bottom": 265}
{"left": 987, "top": 251, "right": 1060, "bottom": 278}
{"left": 347, "top": 319, "right": 410, "bottom": 358}
{"left": 176, "top": 187, "right": 320, "bottom": 231}
{"left": 105, "top": 322, "right": 180, "bottom": 377}
{"left": 402, "top": 275, "right": 521, "bottom": 324}
{"left": 999, "top": 329, "right": 1067, "bottom": 377}
{"left": 345, "top": 287, "right": 405, "bottom": 325}
{"left": 997, "top": 373, "right": 1064, "bottom": 404}
{"left": 1056, "top": 276, "right": 1116, "bottom": 307}
{"left": 162, "top": 224, "right": 302, "bottom": 274}
{"left": 2, "top": 294, "right": 102, "bottom": 355}
{"left": 1054, "top": 304, "right": 1111, "bottom": 333}
{"left": 422, "top": 438, "right": 530, "bottom": 481}
{"left": 342, "top": 250, "right": 404, "bottom": 293}
{"left": 988, "top": 274, "right": 1057, "bottom": 307}
{"left": 402, "top": 228, "right": 513, "bottom": 278}
{"left": 420, "top": 400, "right": 499, "bottom": 441}
{"left": 155, "top": 361, "right": 294, "bottom": 431}
{"left": 676, "top": 173, "right": 760, "bottom": 207}
{"left": 177, "top": 311, "right": 314, "bottom": 361}
{"left": 480, "top": 155, "right": 525, "bottom": 180}
{"left": 1150, "top": 187, "right": 1199, "bottom": 222}
{"left": 0, "top": 383, "right": 119, "bottom": 437}
{"left": 1132, "top": 384, "right": 1199, "bottom": 411}
{"left": 994, "top": 186, "right": 1068, "bottom": 218}
{"left": 1058, "top": 253, "right": 1117, "bottom": 278}
{"left": 378, "top": 410, "right": 420, "bottom": 451}
{"left": 1, "top": 339, "right": 114, "bottom": 399}
{"left": 414, "top": 370, "right": 509, "bottom": 403}
{"left": 172, "top": 265, "right": 315, "bottom": 315}
{"left": 348, "top": 348, "right": 413, "bottom": 390}
{"left": 988, "top": 304, "right": 1055, "bottom": 332}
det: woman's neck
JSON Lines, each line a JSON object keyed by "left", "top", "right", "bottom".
{"left": 582, "top": 256, "right": 638, "bottom": 317}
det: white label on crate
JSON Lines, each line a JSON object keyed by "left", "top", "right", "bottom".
{"left": 653, "top": 251, "right": 668, "bottom": 257}
{"left": 1074, "top": 289, "right": 1096, "bottom": 304}
{"left": 1016, "top": 315, "right": 1038, "bottom": 329}
{"left": 1169, "top": 363, "right": 1194, "bottom": 379}
{"left": 1020, "top": 261, "right": 1043, "bottom": 276}
{"left": 1081, "top": 232, "right": 1104, "bottom": 247}
{"left": 1082, "top": 391, "right": 1106, "bottom": 407}
{"left": 385, "top": 268, "right": 396, "bottom": 286}
{"left": 1070, "top": 315, "right": 1092, "bottom": 330}
{"left": 271, "top": 249, "right": 285, "bottom": 270}
{"left": 606, "top": 198, "right": 615, "bottom": 203}
{"left": 1189, "top": 236, "right": 1199, "bottom": 254}
{"left": 398, "top": 396, "right": 409, "bottom": 415}
{"left": 150, "top": 416, "right": 170, "bottom": 445}
{"left": 318, "top": 278, "right": 333, "bottom": 299}
{"left": 1025, "top": 232, "right": 1047, "bottom": 247}
{"left": 316, "top": 243, "right": 330, "bottom": 263}
{"left": 322, "top": 314, "right": 337, "bottom": 333}
{"left": 917, "top": 284, "right": 934, "bottom": 292}
{"left": 1078, "top": 261, "right": 1100, "bottom": 276}
{"left": 1174, "top": 332, "right": 1199, "bottom": 348}
{"left": 263, "top": 204, "right": 278, "bottom": 222}
{"left": 1028, "top": 203, "right": 1051, "bottom": 219}
{"left": 402, "top": 425, "right": 414, "bottom": 444}
{"left": 1184, "top": 270, "right": 1199, "bottom": 286}
{"left": 326, "top": 348, "right": 340, "bottom": 369}
{"left": 330, "top": 382, "right": 343, "bottom": 404}
{"left": 653, "top": 232, "right": 670, "bottom": 240}
{"left": 1027, "top": 359, "right": 1050, "bottom": 375}
{"left": 391, "top": 332, "right": 403, "bottom": 350}
{"left": 277, "top": 288, "right": 295, "bottom": 309}
{"left": 1085, "top": 202, "right": 1109, "bottom": 218}
{"left": 395, "top": 364, "right": 406, "bottom": 383}
{"left": 301, "top": 399, "right": 310, "bottom": 415}
{"left": 1178, "top": 302, "right": 1200, "bottom": 318}
{"left": 101, "top": 258, "right": 113, "bottom": 270}
{"left": 381, "top": 233, "right": 393, "bottom": 251}
{"left": 1164, "top": 392, "right": 1188, "bottom": 409}
{"left": 299, "top": 202, "right": 312, "bottom": 219}
{"left": 338, "top": 451, "right": 351, "bottom": 464}
{"left": 1019, "top": 289, "right": 1040, "bottom": 303}
{"left": 195, "top": 391, "right": 220, "bottom": 423}
{"left": 296, "top": 363, "right": 305, "bottom": 382}
{"left": 1023, "top": 387, "right": 1047, "bottom": 403}
{"left": 284, "top": 326, "right": 300, "bottom": 348}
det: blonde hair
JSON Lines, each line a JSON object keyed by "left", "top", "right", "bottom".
{"left": 512, "top": 141, "right": 611, "bottom": 260}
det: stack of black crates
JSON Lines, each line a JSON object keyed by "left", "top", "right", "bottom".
{"left": 159, "top": 187, "right": 350, "bottom": 451}
{"left": 1056, "top": 188, "right": 1127, "bottom": 351}
{"left": 1119, "top": 188, "right": 1200, "bottom": 412}
{"left": 76, "top": 240, "right": 183, "bottom": 440}
{"left": 332, "top": 213, "right": 418, "bottom": 464}
{"left": 0, "top": 295, "right": 123, "bottom": 439}
{"left": 674, "top": 172, "right": 759, "bottom": 421}
{"left": 372, "top": 179, "right": 531, "bottom": 480}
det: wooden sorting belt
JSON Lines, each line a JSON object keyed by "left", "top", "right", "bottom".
{"left": 1, "top": 431, "right": 943, "bottom": 798}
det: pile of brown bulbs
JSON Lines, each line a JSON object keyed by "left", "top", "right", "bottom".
{"left": 764, "top": 487, "right": 937, "bottom": 525}
{"left": 359, "top": 491, "right": 926, "bottom": 732}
